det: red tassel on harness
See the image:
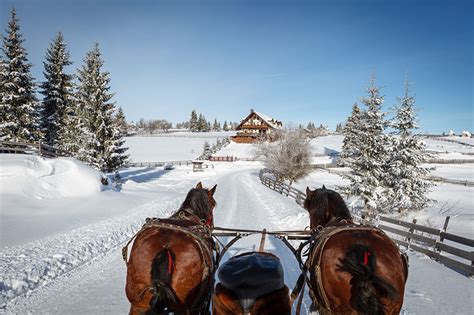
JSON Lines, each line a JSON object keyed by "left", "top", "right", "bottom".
{"left": 205, "top": 215, "right": 212, "bottom": 226}
{"left": 167, "top": 250, "right": 175, "bottom": 274}
{"left": 363, "top": 251, "right": 371, "bottom": 266}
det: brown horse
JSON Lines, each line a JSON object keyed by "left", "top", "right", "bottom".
{"left": 303, "top": 186, "right": 408, "bottom": 315}
{"left": 125, "top": 182, "right": 217, "bottom": 315}
{"left": 212, "top": 251, "right": 291, "bottom": 315}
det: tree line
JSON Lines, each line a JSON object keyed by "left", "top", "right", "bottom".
{"left": 188, "top": 110, "right": 238, "bottom": 132}
{"left": 0, "top": 9, "right": 128, "bottom": 173}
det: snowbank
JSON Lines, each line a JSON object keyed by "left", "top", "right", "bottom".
{"left": 0, "top": 154, "right": 104, "bottom": 199}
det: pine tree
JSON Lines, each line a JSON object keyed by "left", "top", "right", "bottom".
{"left": 189, "top": 110, "right": 198, "bottom": 132}
{"left": 110, "top": 107, "right": 129, "bottom": 170}
{"left": 340, "top": 103, "right": 363, "bottom": 168}
{"left": 0, "top": 8, "right": 42, "bottom": 142}
{"left": 387, "top": 82, "right": 432, "bottom": 212}
{"left": 223, "top": 120, "right": 228, "bottom": 131}
{"left": 57, "top": 91, "right": 85, "bottom": 155}
{"left": 344, "top": 79, "right": 390, "bottom": 216}
{"left": 114, "top": 107, "right": 128, "bottom": 136}
{"left": 206, "top": 121, "right": 211, "bottom": 132}
{"left": 40, "top": 32, "right": 74, "bottom": 146}
{"left": 197, "top": 114, "right": 207, "bottom": 132}
{"left": 213, "top": 118, "right": 220, "bottom": 131}
{"left": 76, "top": 42, "right": 118, "bottom": 172}
{"left": 201, "top": 141, "right": 212, "bottom": 159}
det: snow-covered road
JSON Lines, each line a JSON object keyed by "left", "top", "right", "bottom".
{"left": 2, "top": 163, "right": 473, "bottom": 314}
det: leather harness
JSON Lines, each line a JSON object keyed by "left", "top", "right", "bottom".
{"left": 123, "top": 209, "right": 218, "bottom": 314}
{"left": 287, "top": 223, "right": 409, "bottom": 314}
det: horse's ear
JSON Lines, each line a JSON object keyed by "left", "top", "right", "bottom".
{"left": 208, "top": 184, "right": 217, "bottom": 196}
{"left": 322, "top": 185, "right": 326, "bottom": 189}
{"left": 306, "top": 186, "right": 313, "bottom": 196}
{"left": 196, "top": 182, "right": 203, "bottom": 189}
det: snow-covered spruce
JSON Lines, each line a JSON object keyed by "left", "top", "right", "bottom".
{"left": 386, "top": 81, "right": 433, "bottom": 212}
{"left": 341, "top": 79, "right": 391, "bottom": 216}
{"left": 40, "top": 32, "right": 75, "bottom": 147}
{"left": 0, "top": 8, "right": 42, "bottom": 142}
{"left": 75, "top": 42, "right": 128, "bottom": 172}
{"left": 189, "top": 109, "right": 199, "bottom": 132}
{"left": 340, "top": 103, "right": 362, "bottom": 168}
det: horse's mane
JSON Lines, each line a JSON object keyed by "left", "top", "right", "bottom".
{"left": 176, "top": 188, "right": 212, "bottom": 221}
{"left": 308, "top": 188, "right": 352, "bottom": 225}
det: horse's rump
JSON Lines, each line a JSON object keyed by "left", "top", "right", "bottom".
{"left": 307, "top": 226, "right": 407, "bottom": 314}
{"left": 125, "top": 222, "right": 214, "bottom": 312}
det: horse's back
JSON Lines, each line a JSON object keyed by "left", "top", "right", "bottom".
{"left": 313, "top": 227, "right": 407, "bottom": 314}
{"left": 126, "top": 225, "right": 213, "bottom": 310}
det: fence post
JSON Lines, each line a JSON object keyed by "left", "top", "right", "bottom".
{"left": 436, "top": 216, "right": 450, "bottom": 261}
{"left": 259, "top": 229, "right": 267, "bottom": 252}
{"left": 38, "top": 141, "right": 42, "bottom": 156}
{"left": 406, "top": 218, "right": 417, "bottom": 245}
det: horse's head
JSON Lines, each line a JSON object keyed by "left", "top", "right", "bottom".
{"left": 180, "top": 182, "right": 217, "bottom": 226}
{"left": 304, "top": 185, "right": 351, "bottom": 229}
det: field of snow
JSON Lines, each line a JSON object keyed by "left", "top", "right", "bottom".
{"left": 217, "top": 142, "right": 257, "bottom": 159}
{"left": 125, "top": 132, "right": 233, "bottom": 162}
{"left": 424, "top": 138, "right": 474, "bottom": 154}
{"left": 309, "top": 134, "right": 344, "bottom": 155}
{"left": 442, "top": 136, "right": 474, "bottom": 145}
{"left": 428, "top": 164, "right": 474, "bottom": 180}
{"left": 1, "top": 133, "right": 474, "bottom": 314}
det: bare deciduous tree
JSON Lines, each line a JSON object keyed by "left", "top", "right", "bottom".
{"left": 256, "top": 130, "right": 312, "bottom": 186}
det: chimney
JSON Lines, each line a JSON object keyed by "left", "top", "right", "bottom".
{"left": 250, "top": 108, "right": 254, "bottom": 114}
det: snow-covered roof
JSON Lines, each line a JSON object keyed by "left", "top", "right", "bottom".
{"left": 253, "top": 111, "right": 283, "bottom": 129}
{"left": 238, "top": 109, "right": 283, "bottom": 130}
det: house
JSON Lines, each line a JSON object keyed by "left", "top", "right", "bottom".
{"left": 231, "top": 109, "right": 283, "bottom": 143}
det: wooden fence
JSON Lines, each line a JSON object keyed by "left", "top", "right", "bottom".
{"left": 426, "top": 158, "right": 474, "bottom": 164}
{"left": 429, "top": 176, "right": 474, "bottom": 187}
{"left": 259, "top": 169, "right": 474, "bottom": 276}
{"left": 209, "top": 156, "right": 235, "bottom": 162}
{"left": 127, "top": 160, "right": 193, "bottom": 168}
{"left": 0, "top": 141, "right": 71, "bottom": 158}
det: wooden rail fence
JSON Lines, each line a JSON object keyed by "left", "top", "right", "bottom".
{"left": 0, "top": 141, "right": 71, "bottom": 158}
{"left": 259, "top": 169, "right": 474, "bottom": 276}
{"left": 127, "top": 160, "right": 193, "bottom": 168}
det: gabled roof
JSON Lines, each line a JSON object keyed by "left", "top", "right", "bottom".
{"left": 237, "top": 110, "right": 283, "bottom": 130}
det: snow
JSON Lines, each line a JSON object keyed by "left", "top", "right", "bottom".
{"left": 309, "top": 134, "right": 344, "bottom": 155}
{"left": 218, "top": 142, "right": 257, "bottom": 159}
{"left": 0, "top": 154, "right": 104, "bottom": 199}
{"left": 427, "top": 164, "right": 474, "bottom": 180}
{"left": 424, "top": 138, "right": 474, "bottom": 154}
{"left": 253, "top": 111, "right": 284, "bottom": 130}
{"left": 444, "top": 136, "right": 474, "bottom": 145}
{"left": 1, "top": 135, "right": 474, "bottom": 313}
{"left": 125, "top": 133, "right": 231, "bottom": 162}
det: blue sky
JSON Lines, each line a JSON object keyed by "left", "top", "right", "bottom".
{"left": 1, "top": 0, "right": 472, "bottom": 133}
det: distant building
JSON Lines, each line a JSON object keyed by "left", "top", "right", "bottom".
{"left": 461, "top": 130, "right": 472, "bottom": 138}
{"left": 231, "top": 109, "right": 283, "bottom": 143}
